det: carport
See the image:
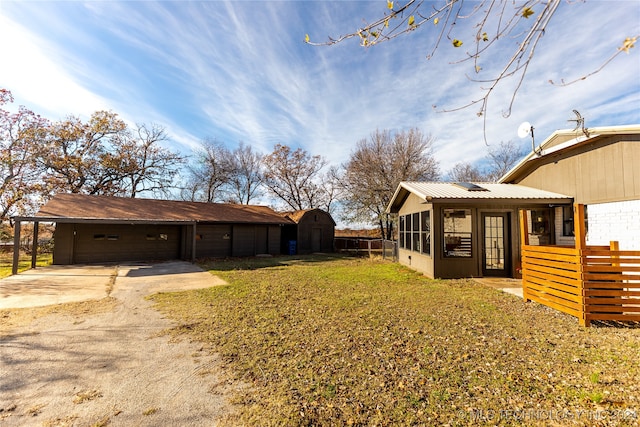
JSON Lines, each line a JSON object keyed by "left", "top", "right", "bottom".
{"left": 11, "top": 193, "right": 294, "bottom": 274}
{"left": 11, "top": 217, "right": 197, "bottom": 275}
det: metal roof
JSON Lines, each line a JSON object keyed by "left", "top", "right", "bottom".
{"left": 387, "top": 182, "right": 572, "bottom": 213}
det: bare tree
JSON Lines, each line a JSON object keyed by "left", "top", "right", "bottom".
{"left": 182, "top": 138, "right": 234, "bottom": 203}
{"left": 485, "top": 140, "right": 527, "bottom": 181}
{"left": 114, "top": 123, "right": 185, "bottom": 198}
{"left": 307, "top": 1, "right": 638, "bottom": 131}
{"left": 446, "top": 162, "right": 489, "bottom": 182}
{"left": 227, "top": 142, "right": 264, "bottom": 204}
{"left": 262, "top": 144, "right": 328, "bottom": 211}
{"left": 341, "top": 128, "right": 439, "bottom": 239}
{"left": 445, "top": 139, "right": 526, "bottom": 182}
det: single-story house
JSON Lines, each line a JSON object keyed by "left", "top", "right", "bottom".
{"left": 386, "top": 124, "right": 640, "bottom": 280}
{"left": 12, "top": 193, "right": 295, "bottom": 269}
{"left": 500, "top": 124, "right": 640, "bottom": 250}
{"left": 281, "top": 208, "right": 336, "bottom": 254}
{"left": 386, "top": 182, "right": 573, "bottom": 279}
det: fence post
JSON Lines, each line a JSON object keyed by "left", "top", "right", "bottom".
{"left": 610, "top": 241, "right": 620, "bottom": 267}
{"left": 574, "top": 203, "right": 588, "bottom": 326}
{"left": 519, "top": 209, "right": 530, "bottom": 302}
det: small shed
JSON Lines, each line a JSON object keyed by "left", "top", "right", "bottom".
{"left": 11, "top": 193, "right": 294, "bottom": 270}
{"left": 281, "top": 208, "right": 336, "bottom": 254}
{"left": 386, "top": 182, "right": 573, "bottom": 279}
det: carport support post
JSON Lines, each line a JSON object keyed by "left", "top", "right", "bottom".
{"left": 192, "top": 221, "right": 197, "bottom": 261}
{"left": 12, "top": 219, "right": 21, "bottom": 275}
{"left": 31, "top": 221, "right": 39, "bottom": 268}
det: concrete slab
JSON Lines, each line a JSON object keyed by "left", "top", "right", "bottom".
{"left": 0, "top": 261, "right": 227, "bottom": 310}
{"left": 473, "top": 277, "right": 524, "bottom": 299}
{"left": 0, "top": 265, "right": 116, "bottom": 309}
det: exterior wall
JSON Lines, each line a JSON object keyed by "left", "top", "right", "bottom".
{"left": 517, "top": 136, "right": 640, "bottom": 205}
{"left": 434, "top": 205, "right": 520, "bottom": 279}
{"left": 397, "top": 193, "right": 435, "bottom": 278}
{"left": 52, "top": 223, "right": 74, "bottom": 265}
{"left": 231, "top": 224, "right": 281, "bottom": 257}
{"left": 54, "top": 223, "right": 181, "bottom": 264}
{"left": 296, "top": 211, "right": 335, "bottom": 254}
{"left": 268, "top": 225, "right": 282, "bottom": 254}
{"left": 586, "top": 199, "right": 640, "bottom": 250}
{"left": 196, "top": 224, "right": 232, "bottom": 258}
{"left": 53, "top": 222, "right": 283, "bottom": 264}
{"left": 395, "top": 195, "right": 559, "bottom": 279}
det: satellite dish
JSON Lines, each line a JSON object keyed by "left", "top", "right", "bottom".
{"left": 517, "top": 121, "right": 541, "bottom": 155}
{"left": 517, "top": 121, "right": 532, "bottom": 138}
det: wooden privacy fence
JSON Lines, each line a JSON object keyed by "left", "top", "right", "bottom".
{"left": 520, "top": 205, "right": 640, "bottom": 327}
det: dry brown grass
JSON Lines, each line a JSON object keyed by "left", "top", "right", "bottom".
{"left": 150, "top": 255, "right": 640, "bottom": 426}
{"left": 0, "top": 297, "right": 119, "bottom": 337}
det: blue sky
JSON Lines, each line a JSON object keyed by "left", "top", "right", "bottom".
{"left": 1, "top": 1, "right": 639, "bottom": 172}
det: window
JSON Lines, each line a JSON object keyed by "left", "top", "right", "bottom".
{"left": 398, "top": 210, "right": 431, "bottom": 256}
{"left": 562, "top": 205, "right": 574, "bottom": 236}
{"left": 421, "top": 211, "right": 431, "bottom": 255}
{"left": 443, "top": 209, "right": 472, "bottom": 257}
{"left": 412, "top": 212, "right": 420, "bottom": 252}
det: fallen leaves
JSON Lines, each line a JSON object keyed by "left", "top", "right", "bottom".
{"left": 152, "top": 255, "right": 640, "bottom": 426}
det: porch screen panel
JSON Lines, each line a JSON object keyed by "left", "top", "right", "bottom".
{"left": 421, "top": 211, "right": 431, "bottom": 255}
{"left": 443, "top": 209, "right": 472, "bottom": 257}
{"left": 412, "top": 213, "right": 420, "bottom": 252}
{"left": 399, "top": 215, "right": 406, "bottom": 249}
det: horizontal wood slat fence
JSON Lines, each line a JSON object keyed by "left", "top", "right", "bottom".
{"left": 520, "top": 205, "right": 640, "bottom": 327}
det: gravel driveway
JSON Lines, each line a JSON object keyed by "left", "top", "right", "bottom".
{"left": 0, "top": 261, "right": 235, "bottom": 426}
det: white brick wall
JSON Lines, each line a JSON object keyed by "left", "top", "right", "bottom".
{"left": 586, "top": 200, "right": 640, "bottom": 250}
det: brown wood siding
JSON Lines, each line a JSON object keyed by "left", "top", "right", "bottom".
{"left": 231, "top": 225, "right": 255, "bottom": 257}
{"left": 255, "top": 226, "right": 268, "bottom": 254}
{"left": 518, "top": 137, "right": 640, "bottom": 204}
{"left": 268, "top": 225, "right": 281, "bottom": 255}
{"left": 295, "top": 211, "right": 335, "bottom": 254}
{"left": 196, "top": 225, "right": 232, "bottom": 258}
{"left": 72, "top": 224, "right": 181, "bottom": 263}
{"left": 52, "top": 223, "right": 74, "bottom": 265}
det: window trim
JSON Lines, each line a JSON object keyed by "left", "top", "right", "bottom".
{"left": 399, "top": 210, "right": 431, "bottom": 256}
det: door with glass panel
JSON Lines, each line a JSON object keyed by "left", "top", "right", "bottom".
{"left": 481, "top": 213, "right": 510, "bottom": 277}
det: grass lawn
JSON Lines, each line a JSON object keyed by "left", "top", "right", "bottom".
{"left": 0, "top": 252, "right": 52, "bottom": 279}
{"left": 150, "top": 255, "right": 640, "bottom": 426}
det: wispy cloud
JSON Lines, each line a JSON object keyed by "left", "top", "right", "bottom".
{"left": 1, "top": 0, "right": 638, "bottom": 173}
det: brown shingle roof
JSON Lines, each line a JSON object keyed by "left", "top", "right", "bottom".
{"left": 35, "top": 193, "right": 294, "bottom": 225}
{"left": 282, "top": 208, "right": 337, "bottom": 226}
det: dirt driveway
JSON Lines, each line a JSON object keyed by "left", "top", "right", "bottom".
{"left": 0, "top": 261, "right": 236, "bottom": 426}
